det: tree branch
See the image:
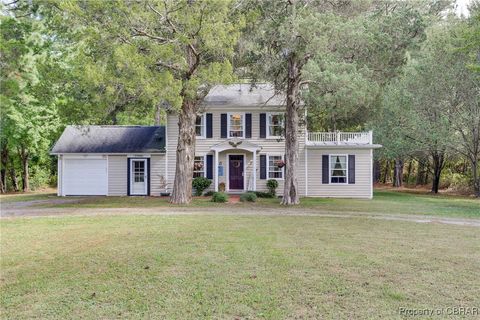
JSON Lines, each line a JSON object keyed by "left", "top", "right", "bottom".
{"left": 131, "top": 28, "right": 172, "bottom": 44}
{"left": 155, "top": 60, "right": 185, "bottom": 74}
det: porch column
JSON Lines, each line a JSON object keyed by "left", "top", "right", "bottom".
{"left": 253, "top": 149, "right": 257, "bottom": 191}
{"left": 214, "top": 150, "right": 219, "bottom": 192}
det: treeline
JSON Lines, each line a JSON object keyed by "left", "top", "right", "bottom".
{"left": 0, "top": 0, "right": 478, "bottom": 198}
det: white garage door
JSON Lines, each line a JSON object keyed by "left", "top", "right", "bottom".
{"left": 63, "top": 159, "right": 107, "bottom": 195}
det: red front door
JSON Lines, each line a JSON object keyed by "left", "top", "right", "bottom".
{"left": 229, "top": 155, "right": 244, "bottom": 190}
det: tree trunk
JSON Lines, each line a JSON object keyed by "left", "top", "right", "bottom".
{"left": 281, "top": 56, "right": 301, "bottom": 205}
{"left": 382, "top": 159, "right": 389, "bottom": 184}
{"left": 19, "top": 147, "right": 30, "bottom": 192}
{"left": 430, "top": 151, "right": 445, "bottom": 194}
{"left": 1, "top": 145, "right": 8, "bottom": 193}
{"left": 405, "top": 160, "right": 413, "bottom": 186}
{"left": 9, "top": 158, "right": 19, "bottom": 192}
{"left": 170, "top": 43, "right": 201, "bottom": 204}
{"left": 469, "top": 155, "right": 479, "bottom": 197}
{"left": 424, "top": 160, "right": 430, "bottom": 185}
{"left": 155, "top": 103, "right": 162, "bottom": 125}
{"left": 170, "top": 99, "right": 197, "bottom": 204}
{"left": 393, "top": 158, "right": 403, "bottom": 188}
{"left": 416, "top": 159, "right": 424, "bottom": 185}
{"left": 373, "top": 159, "right": 381, "bottom": 183}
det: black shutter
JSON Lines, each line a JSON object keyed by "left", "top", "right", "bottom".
{"left": 206, "top": 113, "right": 213, "bottom": 138}
{"left": 147, "top": 158, "right": 151, "bottom": 195}
{"left": 259, "top": 113, "right": 266, "bottom": 138}
{"left": 322, "top": 155, "right": 329, "bottom": 184}
{"left": 221, "top": 113, "right": 227, "bottom": 138}
{"left": 206, "top": 154, "right": 213, "bottom": 179}
{"left": 127, "top": 158, "right": 131, "bottom": 195}
{"left": 245, "top": 113, "right": 252, "bottom": 138}
{"left": 260, "top": 155, "right": 267, "bottom": 179}
{"left": 348, "top": 155, "right": 355, "bottom": 184}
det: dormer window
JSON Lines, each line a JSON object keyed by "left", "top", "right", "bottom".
{"left": 195, "top": 114, "right": 205, "bottom": 138}
{"left": 228, "top": 113, "right": 244, "bottom": 138}
{"left": 267, "top": 113, "right": 284, "bottom": 138}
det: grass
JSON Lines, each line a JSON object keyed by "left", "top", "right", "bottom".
{"left": 27, "top": 190, "right": 480, "bottom": 218}
{"left": 1, "top": 215, "right": 479, "bottom": 319}
{"left": 0, "top": 192, "right": 57, "bottom": 203}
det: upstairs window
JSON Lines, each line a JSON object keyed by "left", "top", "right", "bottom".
{"left": 193, "top": 156, "right": 205, "bottom": 178}
{"left": 195, "top": 114, "right": 205, "bottom": 137}
{"left": 268, "top": 155, "right": 284, "bottom": 179}
{"left": 228, "top": 113, "right": 244, "bottom": 138}
{"left": 330, "top": 155, "right": 347, "bottom": 183}
{"left": 268, "top": 113, "right": 284, "bottom": 138}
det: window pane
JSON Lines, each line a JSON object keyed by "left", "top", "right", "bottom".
{"left": 195, "top": 115, "right": 203, "bottom": 136}
{"left": 268, "top": 156, "right": 283, "bottom": 179}
{"left": 330, "top": 156, "right": 347, "bottom": 183}
{"left": 268, "top": 114, "right": 284, "bottom": 137}
{"left": 229, "top": 114, "right": 243, "bottom": 137}
{"left": 193, "top": 156, "right": 204, "bottom": 177}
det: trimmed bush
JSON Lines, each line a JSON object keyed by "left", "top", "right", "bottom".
{"left": 212, "top": 192, "right": 228, "bottom": 203}
{"left": 203, "top": 190, "right": 215, "bottom": 197}
{"left": 240, "top": 192, "right": 257, "bottom": 202}
{"left": 254, "top": 191, "right": 275, "bottom": 198}
{"left": 192, "top": 177, "right": 212, "bottom": 196}
{"left": 266, "top": 179, "right": 279, "bottom": 196}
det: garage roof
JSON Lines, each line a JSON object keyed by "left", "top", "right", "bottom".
{"left": 51, "top": 125, "right": 166, "bottom": 154}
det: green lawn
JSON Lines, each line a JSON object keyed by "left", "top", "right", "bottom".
{"left": 0, "top": 192, "right": 57, "bottom": 203}
{"left": 1, "top": 215, "right": 479, "bottom": 319}
{"left": 29, "top": 190, "right": 480, "bottom": 218}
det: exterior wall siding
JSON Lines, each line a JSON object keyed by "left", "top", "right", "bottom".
{"left": 108, "top": 155, "right": 127, "bottom": 196}
{"left": 150, "top": 155, "right": 166, "bottom": 196}
{"left": 305, "top": 148, "right": 372, "bottom": 198}
{"left": 57, "top": 156, "right": 62, "bottom": 196}
{"left": 166, "top": 109, "right": 306, "bottom": 195}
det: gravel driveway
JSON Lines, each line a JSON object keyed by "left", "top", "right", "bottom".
{"left": 2, "top": 197, "right": 480, "bottom": 227}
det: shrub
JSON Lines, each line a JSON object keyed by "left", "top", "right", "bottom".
{"left": 266, "top": 179, "right": 279, "bottom": 196}
{"left": 240, "top": 192, "right": 257, "bottom": 202}
{"left": 212, "top": 192, "right": 229, "bottom": 203}
{"left": 203, "top": 190, "right": 215, "bottom": 197}
{"left": 254, "top": 191, "right": 275, "bottom": 198}
{"left": 192, "top": 177, "right": 212, "bottom": 196}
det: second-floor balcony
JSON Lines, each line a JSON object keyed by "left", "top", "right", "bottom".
{"left": 306, "top": 131, "right": 373, "bottom": 146}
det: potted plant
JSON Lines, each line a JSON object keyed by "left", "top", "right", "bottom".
{"left": 218, "top": 182, "right": 226, "bottom": 192}
{"left": 274, "top": 159, "right": 285, "bottom": 168}
{"left": 193, "top": 162, "right": 204, "bottom": 171}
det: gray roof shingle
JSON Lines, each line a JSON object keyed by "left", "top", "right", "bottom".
{"left": 202, "top": 83, "right": 286, "bottom": 108}
{"left": 51, "top": 126, "right": 166, "bottom": 154}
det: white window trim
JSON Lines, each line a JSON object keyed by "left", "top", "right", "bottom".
{"left": 267, "top": 154, "right": 285, "bottom": 180}
{"left": 193, "top": 155, "right": 207, "bottom": 178}
{"left": 266, "top": 112, "right": 284, "bottom": 139}
{"left": 329, "top": 154, "right": 348, "bottom": 185}
{"left": 227, "top": 112, "right": 245, "bottom": 139}
{"left": 195, "top": 113, "right": 206, "bottom": 139}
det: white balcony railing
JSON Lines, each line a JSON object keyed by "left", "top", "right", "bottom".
{"left": 307, "top": 131, "right": 372, "bottom": 145}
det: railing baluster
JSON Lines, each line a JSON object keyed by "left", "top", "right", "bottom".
{"left": 306, "top": 131, "right": 372, "bottom": 145}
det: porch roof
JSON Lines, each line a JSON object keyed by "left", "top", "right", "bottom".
{"left": 210, "top": 139, "right": 262, "bottom": 153}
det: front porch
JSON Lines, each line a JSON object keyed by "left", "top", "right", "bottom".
{"left": 211, "top": 139, "right": 262, "bottom": 193}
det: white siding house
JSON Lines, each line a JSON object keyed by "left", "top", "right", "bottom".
{"left": 52, "top": 84, "right": 380, "bottom": 198}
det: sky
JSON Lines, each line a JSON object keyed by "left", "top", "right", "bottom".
{"left": 456, "top": 0, "right": 473, "bottom": 16}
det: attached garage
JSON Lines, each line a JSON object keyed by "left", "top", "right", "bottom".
{"left": 62, "top": 158, "right": 107, "bottom": 196}
{"left": 51, "top": 125, "right": 166, "bottom": 196}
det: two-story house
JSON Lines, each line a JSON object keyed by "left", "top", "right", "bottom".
{"left": 51, "top": 84, "right": 381, "bottom": 198}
